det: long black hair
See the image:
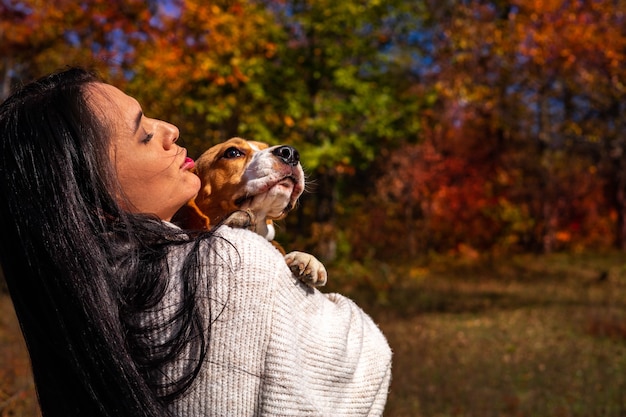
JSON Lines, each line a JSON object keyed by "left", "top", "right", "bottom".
{"left": 0, "top": 68, "right": 209, "bottom": 416}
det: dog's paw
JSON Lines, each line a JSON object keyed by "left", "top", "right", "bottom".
{"left": 223, "top": 210, "right": 256, "bottom": 232}
{"left": 284, "top": 251, "right": 328, "bottom": 287}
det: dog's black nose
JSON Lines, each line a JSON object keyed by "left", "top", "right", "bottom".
{"left": 272, "top": 145, "right": 300, "bottom": 166}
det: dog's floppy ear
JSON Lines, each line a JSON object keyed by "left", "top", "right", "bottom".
{"left": 172, "top": 199, "right": 212, "bottom": 230}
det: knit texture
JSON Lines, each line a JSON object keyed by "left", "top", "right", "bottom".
{"left": 152, "top": 227, "right": 392, "bottom": 416}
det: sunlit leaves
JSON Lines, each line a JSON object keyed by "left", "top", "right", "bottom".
{"left": 380, "top": 0, "right": 626, "bottom": 254}
{"left": 5, "top": 0, "right": 624, "bottom": 255}
{"left": 0, "top": 0, "right": 163, "bottom": 96}
{"left": 257, "top": 0, "right": 427, "bottom": 173}
{"left": 121, "top": 0, "right": 281, "bottom": 150}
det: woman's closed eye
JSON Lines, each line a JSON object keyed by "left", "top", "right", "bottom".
{"left": 141, "top": 132, "right": 154, "bottom": 144}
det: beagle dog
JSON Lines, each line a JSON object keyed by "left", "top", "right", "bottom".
{"left": 174, "top": 137, "right": 327, "bottom": 286}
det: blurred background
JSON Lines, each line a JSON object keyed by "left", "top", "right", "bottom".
{"left": 1, "top": 0, "right": 626, "bottom": 416}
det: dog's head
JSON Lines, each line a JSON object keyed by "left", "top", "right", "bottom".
{"left": 188, "top": 137, "right": 305, "bottom": 228}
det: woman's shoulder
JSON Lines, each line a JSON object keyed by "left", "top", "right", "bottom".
{"left": 199, "top": 226, "right": 289, "bottom": 276}
{"left": 165, "top": 226, "right": 293, "bottom": 306}
{"left": 212, "top": 226, "right": 284, "bottom": 256}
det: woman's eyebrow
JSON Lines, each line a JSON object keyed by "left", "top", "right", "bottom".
{"left": 133, "top": 111, "right": 143, "bottom": 133}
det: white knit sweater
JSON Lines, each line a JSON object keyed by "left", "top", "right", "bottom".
{"left": 153, "top": 226, "right": 392, "bottom": 417}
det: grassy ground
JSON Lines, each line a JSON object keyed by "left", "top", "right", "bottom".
{"left": 1, "top": 252, "right": 626, "bottom": 416}
{"left": 327, "top": 252, "right": 626, "bottom": 417}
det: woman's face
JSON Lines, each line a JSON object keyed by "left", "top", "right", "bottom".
{"left": 90, "top": 83, "right": 200, "bottom": 221}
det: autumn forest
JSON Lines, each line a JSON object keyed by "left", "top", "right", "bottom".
{"left": 2, "top": 0, "right": 626, "bottom": 261}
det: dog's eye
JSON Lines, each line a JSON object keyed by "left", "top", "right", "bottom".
{"left": 223, "top": 147, "right": 244, "bottom": 159}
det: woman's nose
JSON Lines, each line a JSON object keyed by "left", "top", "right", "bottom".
{"left": 160, "top": 121, "right": 179, "bottom": 149}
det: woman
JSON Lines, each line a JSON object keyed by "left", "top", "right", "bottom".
{"left": 0, "top": 68, "right": 391, "bottom": 417}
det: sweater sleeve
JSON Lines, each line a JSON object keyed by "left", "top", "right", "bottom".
{"left": 167, "top": 227, "right": 392, "bottom": 417}
{"left": 259, "top": 249, "right": 392, "bottom": 416}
